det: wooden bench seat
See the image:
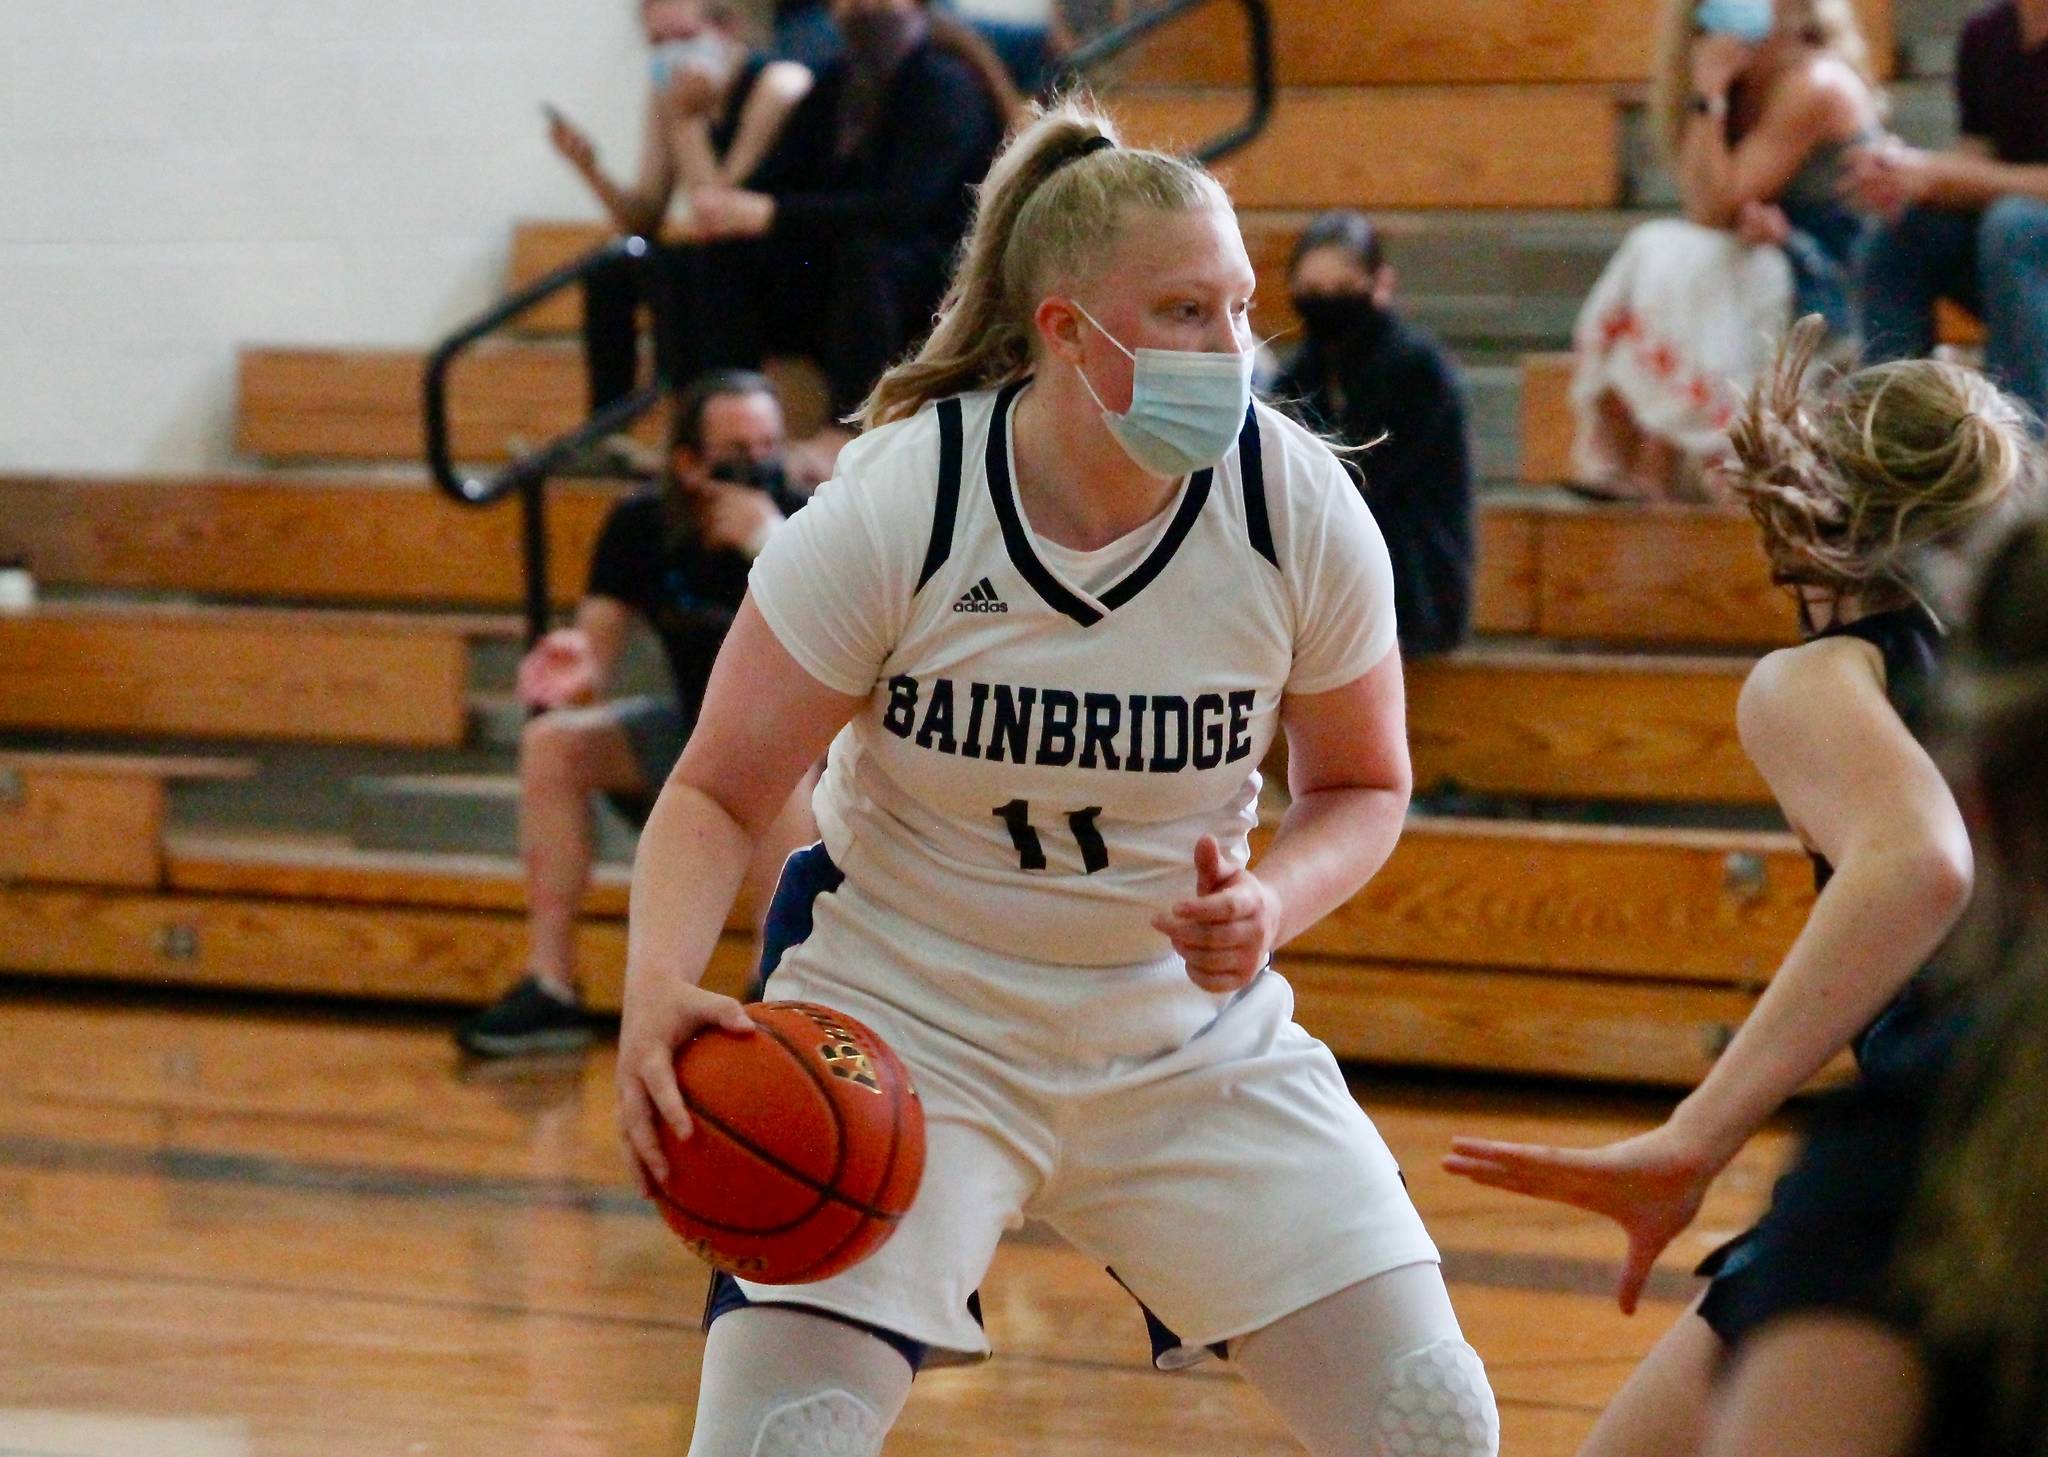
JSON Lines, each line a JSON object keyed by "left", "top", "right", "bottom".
{"left": 1408, "top": 649, "right": 1765, "bottom": 803}
{"left": 0, "top": 603, "right": 513, "bottom": 747}
{"left": 0, "top": 753, "right": 255, "bottom": 890}
{"left": 1475, "top": 499, "right": 1796, "bottom": 648}
{"left": 236, "top": 344, "right": 662, "bottom": 465}
{"left": 0, "top": 473, "right": 622, "bottom": 609}
{"left": 0, "top": 821, "right": 1812, "bottom": 1085}
{"left": 1109, "top": 0, "right": 1890, "bottom": 86}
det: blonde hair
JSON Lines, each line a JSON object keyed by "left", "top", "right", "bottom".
{"left": 1895, "top": 515, "right": 2048, "bottom": 1454}
{"left": 1651, "top": 0, "right": 1876, "bottom": 161}
{"left": 1726, "top": 316, "right": 2034, "bottom": 626}
{"left": 859, "top": 96, "right": 1231, "bottom": 429}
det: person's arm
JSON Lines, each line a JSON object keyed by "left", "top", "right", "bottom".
{"left": 514, "top": 596, "right": 635, "bottom": 709}
{"left": 550, "top": 97, "right": 672, "bottom": 236}
{"left": 1679, "top": 57, "right": 1867, "bottom": 226}
{"left": 1445, "top": 636, "right": 1971, "bottom": 1310}
{"left": 1665, "top": 639, "right": 1972, "bottom": 1156}
{"left": 1704, "top": 1315, "right": 1929, "bottom": 1457}
{"left": 715, "top": 61, "right": 813, "bottom": 187}
{"left": 1872, "top": 135, "right": 2048, "bottom": 209}
{"left": 617, "top": 599, "right": 863, "bottom": 1181}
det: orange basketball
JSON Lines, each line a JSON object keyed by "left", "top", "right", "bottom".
{"left": 652, "top": 1000, "right": 925, "bottom": 1285}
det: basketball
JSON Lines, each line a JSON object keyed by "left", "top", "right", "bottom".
{"left": 651, "top": 1000, "right": 926, "bottom": 1285}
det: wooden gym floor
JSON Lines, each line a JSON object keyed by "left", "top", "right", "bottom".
{"left": 0, "top": 983, "right": 1792, "bottom": 1456}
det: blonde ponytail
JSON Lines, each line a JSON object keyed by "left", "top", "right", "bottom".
{"left": 859, "top": 96, "right": 1230, "bottom": 429}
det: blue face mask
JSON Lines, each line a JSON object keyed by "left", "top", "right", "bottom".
{"left": 1694, "top": 0, "right": 1775, "bottom": 42}
{"left": 650, "top": 33, "right": 733, "bottom": 89}
{"left": 1070, "top": 303, "right": 1253, "bottom": 479}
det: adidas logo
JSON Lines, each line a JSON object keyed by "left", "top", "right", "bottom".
{"left": 952, "top": 576, "right": 1008, "bottom": 613}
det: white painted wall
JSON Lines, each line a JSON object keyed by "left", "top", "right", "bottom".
{"left": 0, "top": 0, "right": 663, "bottom": 472}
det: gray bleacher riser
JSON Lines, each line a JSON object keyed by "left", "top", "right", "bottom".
{"left": 346, "top": 772, "right": 640, "bottom": 862}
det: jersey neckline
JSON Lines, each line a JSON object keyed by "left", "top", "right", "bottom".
{"left": 983, "top": 377, "right": 1216, "bottom": 628}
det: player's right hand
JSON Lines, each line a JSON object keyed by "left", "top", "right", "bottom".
{"left": 517, "top": 628, "right": 600, "bottom": 709}
{"left": 545, "top": 107, "right": 599, "bottom": 173}
{"left": 616, "top": 981, "right": 756, "bottom": 1186}
{"left": 1440, "top": 1124, "right": 1718, "bottom": 1315}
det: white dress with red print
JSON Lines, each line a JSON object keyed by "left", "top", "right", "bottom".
{"left": 1568, "top": 218, "right": 1794, "bottom": 480}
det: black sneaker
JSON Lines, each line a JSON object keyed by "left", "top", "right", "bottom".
{"left": 456, "top": 976, "right": 593, "bottom": 1057}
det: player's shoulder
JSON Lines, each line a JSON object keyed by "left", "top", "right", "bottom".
{"left": 1246, "top": 396, "right": 1366, "bottom": 518}
{"left": 814, "top": 396, "right": 965, "bottom": 528}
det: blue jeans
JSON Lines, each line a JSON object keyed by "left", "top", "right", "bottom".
{"left": 1856, "top": 197, "right": 2048, "bottom": 417}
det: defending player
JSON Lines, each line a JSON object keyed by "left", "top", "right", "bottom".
{"left": 616, "top": 100, "right": 1500, "bottom": 1457}
{"left": 1444, "top": 319, "right": 2036, "bottom": 1457}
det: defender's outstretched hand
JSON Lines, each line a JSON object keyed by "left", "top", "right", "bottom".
{"left": 1443, "top": 1127, "right": 1720, "bottom": 1314}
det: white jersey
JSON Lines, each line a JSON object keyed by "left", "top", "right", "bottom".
{"left": 748, "top": 382, "right": 1396, "bottom": 966}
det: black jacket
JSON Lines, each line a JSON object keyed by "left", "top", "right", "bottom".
{"left": 1273, "top": 313, "right": 1475, "bottom": 656}
{"left": 752, "top": 40, "right": 1005, "bottom": 254}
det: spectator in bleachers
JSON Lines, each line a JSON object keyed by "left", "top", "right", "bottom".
{"left": 1569, "top": 0, "right": 1883, "bottom": 501}
{"left": 457, "top": 370, "right": 814, "bottom": 1057}
{"left": 776, "top": 0, "right": 1069, "bottom": 91}
{"left": 678, "top": 0, "right": 1020, "bottom": 478}
{"left": 548, "top": 1, "right": 812, "bottom": 431}
{"left": 1272, "top": 211, "right": 1474, "bottom": 658}
{"left": 1846, "top": 0, "right": 2048, "bottom": 418}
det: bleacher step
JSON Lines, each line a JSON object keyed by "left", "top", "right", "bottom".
{"left": 346, "top": 772, "right": 640, "bottom": 863}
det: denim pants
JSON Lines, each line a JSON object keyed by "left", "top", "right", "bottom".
{"left": 1856, "top": 196, "right": 2048, "bottom": 418}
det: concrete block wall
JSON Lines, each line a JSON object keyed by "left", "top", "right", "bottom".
{"left": 1, "top": 0, "right": 651, "bottom": 471}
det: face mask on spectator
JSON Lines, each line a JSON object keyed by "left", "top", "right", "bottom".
{"left": 1693, "top": 0, "right": 1775, "bottom": 42}
{"left": 708, "top": 456, "right": 790, "bottom": 495}
{"left": 1069, "top": 302, "right": 1254, "bottom": 478}
{"left": 651, "top": 33, "right": 735, "bottom": 90}
{"left": 1292, "top": 292, "right": 1390, "bottom": 348}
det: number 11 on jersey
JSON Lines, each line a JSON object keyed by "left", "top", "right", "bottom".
{"left": 992, "top": 800, "right": 1109, "bottom": 874}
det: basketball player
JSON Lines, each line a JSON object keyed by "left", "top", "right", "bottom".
{"left": 615, "top": 100, "right": 1501, "bottom": 1457}
{"left": 1444, "top": 318, "right": 2037, "bottom": 1457}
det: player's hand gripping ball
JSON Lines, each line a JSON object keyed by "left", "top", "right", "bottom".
{"left": 651, "top": 1001, "right": 925, "bottom": 1284}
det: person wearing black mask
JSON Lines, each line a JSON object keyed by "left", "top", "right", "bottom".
{"left": 457, "top": 370, "right": 815, "bottom": 1058}
{"left": 672, "top": 0, "right": 1020, "bottom": 479}
{"left": 1272, "top": 211, "right": 1475, "bottom": 658}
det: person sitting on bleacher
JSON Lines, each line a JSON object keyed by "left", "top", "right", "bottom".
{"left": 673, "top": 0, "right": 1020, "bottom": 480}
{"left": 457, "top": 370, "right": 813, "bottom": 1057}
{"left": 1569, "top": 0, "right": 1883, "bottom": 501}
{"left": 1846, "top": 0, "right": 2048, "bottom": 418}
{"left": 548, "top": 0, "right": 812, "bottom": 442}
{"left": 1271, "top": 211, "right": 1474, "bottom": 658}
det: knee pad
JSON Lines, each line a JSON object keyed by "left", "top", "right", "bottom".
{"left": 1369, "top": 1339, "right": 1499, "bottom": 1457}
{"left": 750, "top": 1389, "right": 885, "bottom": 1457}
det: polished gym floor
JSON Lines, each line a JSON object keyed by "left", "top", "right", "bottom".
{"left": 0, "top": 987, "right": 1793, "bottom": 1456}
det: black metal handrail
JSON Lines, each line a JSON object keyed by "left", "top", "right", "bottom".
{"left": 423, "top": 0, "right": 1275, "bottom": 646}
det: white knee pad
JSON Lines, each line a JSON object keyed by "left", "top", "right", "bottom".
{"left": 1369, "top": 1339, "right": 1499, "bottom": 1457}
{"left": 749, "top": 1389, "right": 885, "bottom": 1457}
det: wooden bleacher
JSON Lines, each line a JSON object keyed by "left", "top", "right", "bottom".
{"left": 0, "top": 602, "right": 504, "bottom": 747}
{"left": 1115, "top": 0, "right": 1893, "bottom": 85}
{"left": 0, "top": 806, "right": 1805, "bottom": 1085}
{"left": 3, "top": 475, "right": 1793, "bottom": 647}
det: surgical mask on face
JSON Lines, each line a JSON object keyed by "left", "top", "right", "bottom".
{"left": 1693, "top": 0, "right": 1774, "bottom": 42}
{"left": 650, "top": 33, "right": 734, "bottom": 90}
{"left": 1069, "top": 302, "right": 1254, "bottom": 478}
